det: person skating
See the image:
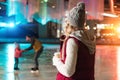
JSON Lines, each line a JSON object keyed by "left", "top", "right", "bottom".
{"left": 14, "top": 42, "right": 23, "bottom": 70}
{"left": 24, "top": 35, "right": 43, "bottom": 71}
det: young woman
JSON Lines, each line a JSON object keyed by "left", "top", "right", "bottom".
{"left": 52, "top": 2, "right": 96, "bottom": 80}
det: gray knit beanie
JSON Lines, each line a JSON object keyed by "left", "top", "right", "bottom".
{"left": 67, "top": 2, "right": 85, "bottom": 28}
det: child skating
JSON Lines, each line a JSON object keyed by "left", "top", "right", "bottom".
{"left": 14, "top": 42, "right": 23, "bottom": 70}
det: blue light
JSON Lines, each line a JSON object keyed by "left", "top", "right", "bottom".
{"left": 6, "top": 44, "right": 14, "bottom": 72}
{"left": 0, "top": 22, "right": 6, "bottom": 26}
{"left": 7, "top": 0, "right": 27, "bottom": 24}
{"left": 6, "top": 44, "right": 15, "bottom": 80}
{"left": 42, "top": 18, "right": 47, "bottom": 25}
{"left": 0, "top": 22, "right": 15, "bottom": 28}
{"left": 9, "top": 22, "right": 15, "bottom": 28}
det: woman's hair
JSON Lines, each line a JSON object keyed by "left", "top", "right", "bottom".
{"left": 68, "top": 22, "right": 85, "bottom": 31}
{"left": 26, "top": 34, "right": 38, "bottom": 38}
{"left": 26, "top": 34, "right": 32, "bottom": 37}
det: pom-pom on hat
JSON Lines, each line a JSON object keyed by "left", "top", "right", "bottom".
{"left": 67, "top": 2, "right": 85, "bottom": 28}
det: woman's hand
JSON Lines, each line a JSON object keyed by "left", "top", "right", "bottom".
{"left": 52, "top": 52, "right": 61, "bottom": 66}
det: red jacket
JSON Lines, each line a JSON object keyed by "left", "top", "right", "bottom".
{"left": 14, "top": 47, "right": 22, "bottom": 58}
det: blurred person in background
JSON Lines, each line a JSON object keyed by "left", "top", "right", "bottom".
{"left": 24, "top": 35, "right": 43, "bottom": 71}
{"left": 14, "top": 42, "right": 23, "bottom": 70}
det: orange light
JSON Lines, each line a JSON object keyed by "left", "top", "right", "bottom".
{"left": 102, "top": 13, "right": 118, "bottom": 18}
{"left": 117, "top": 47, "right": 120, "bottom": 80}
{"left": 116, "top": 27, "right": 120, "bottom": 33}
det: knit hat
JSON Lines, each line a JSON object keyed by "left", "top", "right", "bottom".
{"left": 14, "top": 42, "right": 20, "bottom": 47}
{"left": 67, "top": 2, "right": 85, "bottom": 28}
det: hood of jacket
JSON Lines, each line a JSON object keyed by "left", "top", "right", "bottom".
{"left": 70, "top": 30, "right": 96, "bottom": 54}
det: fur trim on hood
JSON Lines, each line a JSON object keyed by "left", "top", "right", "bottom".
{"left": 70, "top": 30, "right": 96, "bottom": 54}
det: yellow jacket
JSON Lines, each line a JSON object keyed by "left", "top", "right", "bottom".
{"left": 25, "top": 37, "right": 42, "bottom": 52}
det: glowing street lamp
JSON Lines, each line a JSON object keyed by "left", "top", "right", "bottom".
{"left": 44, "top": 0, "right": 48, "bottom": 2}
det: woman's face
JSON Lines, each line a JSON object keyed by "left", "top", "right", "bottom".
{"left": 26, "top": 36, "right": 31, "bottom": 41}
{"left": 63, "top": 21, "right": 73, "bottom": 36}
